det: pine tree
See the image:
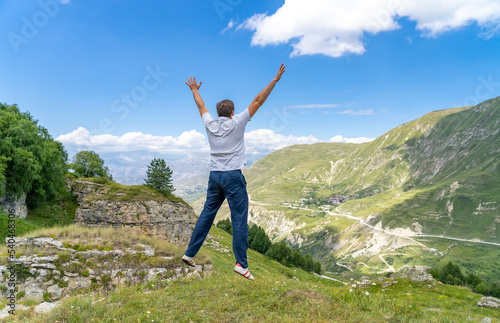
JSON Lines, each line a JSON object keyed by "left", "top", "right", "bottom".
{"left": 144, "top": 158, "right": 175, "bottom": 195}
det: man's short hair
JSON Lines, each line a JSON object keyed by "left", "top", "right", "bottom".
{"left": 217, "top": 99, "right": 234, "bottom": 117}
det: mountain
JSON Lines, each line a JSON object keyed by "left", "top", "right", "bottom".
{"left": 208, "top": 97, "right": 500, "bottom": 281}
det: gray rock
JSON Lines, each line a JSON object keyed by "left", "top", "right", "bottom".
{"left": 34, "top": 301, "right": 61, "bottom": 314}
{"left": 0, "top": 192, "right": 27, "bottom": 219}
{"left": 137, "top": 243, "right": 155, "bottom": 256}
{"left": 0, "top": 304, "right": 30, "bottom": 319}
{"left": 406, "top": 266, "right": 433, "bottom": 282}
{"left": 69, "top": 180, "right": 197, "bottom": 244}
{"left": 67, "top": 276, "right": 91, "bottom": 292}
{"left": 47, "top": 284, "right": 64, "bottom": 300}
{"left": 477, "top": 296, "right": 500, "bottom": 308}
{"left": 23, "top": 282, "right": 44, "bottom": 301}
{"left": 32, "top": 263, "right": 57, "bottom": 270}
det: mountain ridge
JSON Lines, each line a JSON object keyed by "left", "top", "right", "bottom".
{"left": 207, "top": 97, "right": 500, "bottom": 280}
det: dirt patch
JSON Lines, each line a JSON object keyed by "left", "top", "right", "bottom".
{"left": 282, "top": 289, "right": 329, "bottom": 304}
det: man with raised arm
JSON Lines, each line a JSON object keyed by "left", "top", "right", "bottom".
{"left": 182, "top": 64, "right": 286, "bottom": 280}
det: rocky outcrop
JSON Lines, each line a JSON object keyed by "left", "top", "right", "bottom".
{"left": 0, "top": 192, "right": 27, "bottom": 219}
{"left": 0, "top": 237, "right": 212, "bottom": 303}
{"left": 405, "top": 266, "right": 433, "bottom": 281}
{"left": 68, "top": 180, "right": 197, "bottom": 244}
{"left": 477, "top": 296, "right": 500, "bottom": 308}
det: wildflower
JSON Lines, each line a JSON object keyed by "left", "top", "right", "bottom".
{"left": 372, "top": 282, "right": 376, "bottom": 285}
{"left": 147, "top": 311, "right": 151, "bottom": 314}
{"left": 352, "top": 284, "right": 356, "bottom": 287}
{"left": 349, "top": 289, "right": 353, "bottom": 292}
{"left": 365, "top": 292, "right": 369, "bottom": 295}
{"left": 350, "top": 278, "right": 353, "bottom": 281}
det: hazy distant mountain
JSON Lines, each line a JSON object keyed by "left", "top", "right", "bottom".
{"left": 82, "top": 149, "right": 271, "bottom": 202}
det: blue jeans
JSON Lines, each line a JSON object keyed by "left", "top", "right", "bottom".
{"left": 185, "top": 170, "right": 249, "bottom": 268}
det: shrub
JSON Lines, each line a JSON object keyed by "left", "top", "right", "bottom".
{"left": 217, "top": 219, "right": 232, "bottom": 235}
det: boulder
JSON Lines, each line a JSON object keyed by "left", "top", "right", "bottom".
{"left": 477, "top": 296, "right": 500, "bottom": 308}
{"left": 34, "top": 301, "right": 61, "bottom": 314}
{"left": 0, "top": 192, "right": 27, "bottom": 219}
{"left": 406, "top": 266, "right": 433, "bottom": 282}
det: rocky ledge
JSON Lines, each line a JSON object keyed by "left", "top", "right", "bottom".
{"left": 68, "top": 179, "right": 197, "bottom": 244}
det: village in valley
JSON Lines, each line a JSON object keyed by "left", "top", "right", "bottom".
{"left": 280, "top": 194, "right": 347, "bottom": 217}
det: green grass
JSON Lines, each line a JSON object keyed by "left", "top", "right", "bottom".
{"left": 10, "top": 227, "right": 499, "bottom": 322}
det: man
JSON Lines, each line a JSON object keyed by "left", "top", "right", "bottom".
{"left": 182, "top": 63, "right": 286, "bottom": 280}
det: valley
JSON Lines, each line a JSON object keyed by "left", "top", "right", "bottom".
{"left": 201, "top": 97, "right": 500, "bottom": 282}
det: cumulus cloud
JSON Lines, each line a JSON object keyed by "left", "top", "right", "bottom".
{"left": 56, "top": 127, "right": 373, "bottom": 156}
{"left": 240, "top": 0, "right": 500, "bottom": 57}
{"left": 245, "top": 129, "right": 320, "bottom": 151}
{"left": 56, "top": 127, "right": 208, "bottom": 154}
{"left": 329, "top": 135, "right": 374, "bottom": 144}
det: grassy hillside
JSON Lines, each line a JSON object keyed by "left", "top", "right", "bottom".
{"left": 4, "top": 226, "right": 498, "bottom": 322}
{"left": 204, "top": 97, "right": 500, "bottom": 282}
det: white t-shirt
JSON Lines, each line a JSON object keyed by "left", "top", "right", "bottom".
{"left": 202, "top": 108, "right": 251, "bottom": 171}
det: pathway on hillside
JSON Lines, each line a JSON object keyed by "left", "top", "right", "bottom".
{"left": 313, "top": 273, "right": 347, "bottom": 285}
{"left": 329, "top": 210, "right": 500, "bottom": 247}
{"left": 409, "top": 234, "right": 500, "bottom": 247}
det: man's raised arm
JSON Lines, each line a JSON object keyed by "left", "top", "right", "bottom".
{"left": 247, "top": 63, "right": 286, "bottom": 118}
{"left": 185, "top": 76, "right": 209, "bottom": 117}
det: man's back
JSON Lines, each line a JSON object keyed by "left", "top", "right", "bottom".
{"left": 202, "top": 108, "right": 251, "bottom": 171}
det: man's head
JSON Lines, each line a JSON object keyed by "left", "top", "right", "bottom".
{"left": 217, "top": 99, "right": 234, "bottom": 118}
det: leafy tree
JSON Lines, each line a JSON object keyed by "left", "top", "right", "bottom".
{"left": 144, "top": 158, "right": 174, "bottom": 195}
{"left": 438, "top": 261, "right": 464, "bottom": 286}
{"left": 290, "top": 248, "right": 304, "bottom": 268}
{"left": 248, "top": 224, "right": 271, "bottom": 254}
{"left": 217, "top": 218, "right": 232, "bottom": 235}
{"left": 0, "top": 103, "right": 68, "bottom": 206}
{"left": 475, "top": 282, "right": 491, "bottom": 295}
{"left": 313, "top": 261, "right": 322, "bottom": 274}
{"left": 304, "top": 254, "right": 314, "bottom": 272}
{"left": 266, "top": 241, "right": 291, "bottom": 265}
{"left": 465, "top": 273, "right": 482, "bottom": 289}
{"left": 69, "top": 151, "right": 112, "bottom": 180}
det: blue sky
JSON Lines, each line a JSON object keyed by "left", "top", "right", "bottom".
{"left": 1, "top": 0, "right": 500, "bottom": 156}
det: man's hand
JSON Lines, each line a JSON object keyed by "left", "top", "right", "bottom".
{"left": 186, "top": 76, "right": 208, "bottom": 117}
{"left": 185, "top": 76, "right": 202, "bottom": 91}
{"left": 248, "top": 63, "right": 286, "bottom": 118}
{"left": 273, "top": 63, "right": 286, "bottom": 83}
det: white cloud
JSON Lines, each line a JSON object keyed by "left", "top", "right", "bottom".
{"left": 287, "top": 104, "right": 341, "bottom": 109}
{"left": 56, "top": 127, "right": 373, "bottom": 157}
{"left": 336, "top": 109, "right": 375, "bottom": 115}
{"left": 56, "top": 127, "right": 208, "bottom": 154}
{"left": 221, "top": 19, "right": 235, "bottom": 33}
{"left": 245, "top": 129, "right": 320, "bottom": 151}
{"left": 240, "top": 0, "right": 500, "bottom": 57}
{"left": 329, "top": 135, "right": 374, "bottom": 144}
{"left": 59, "top": 0, "right": 71, "bottom": 4}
